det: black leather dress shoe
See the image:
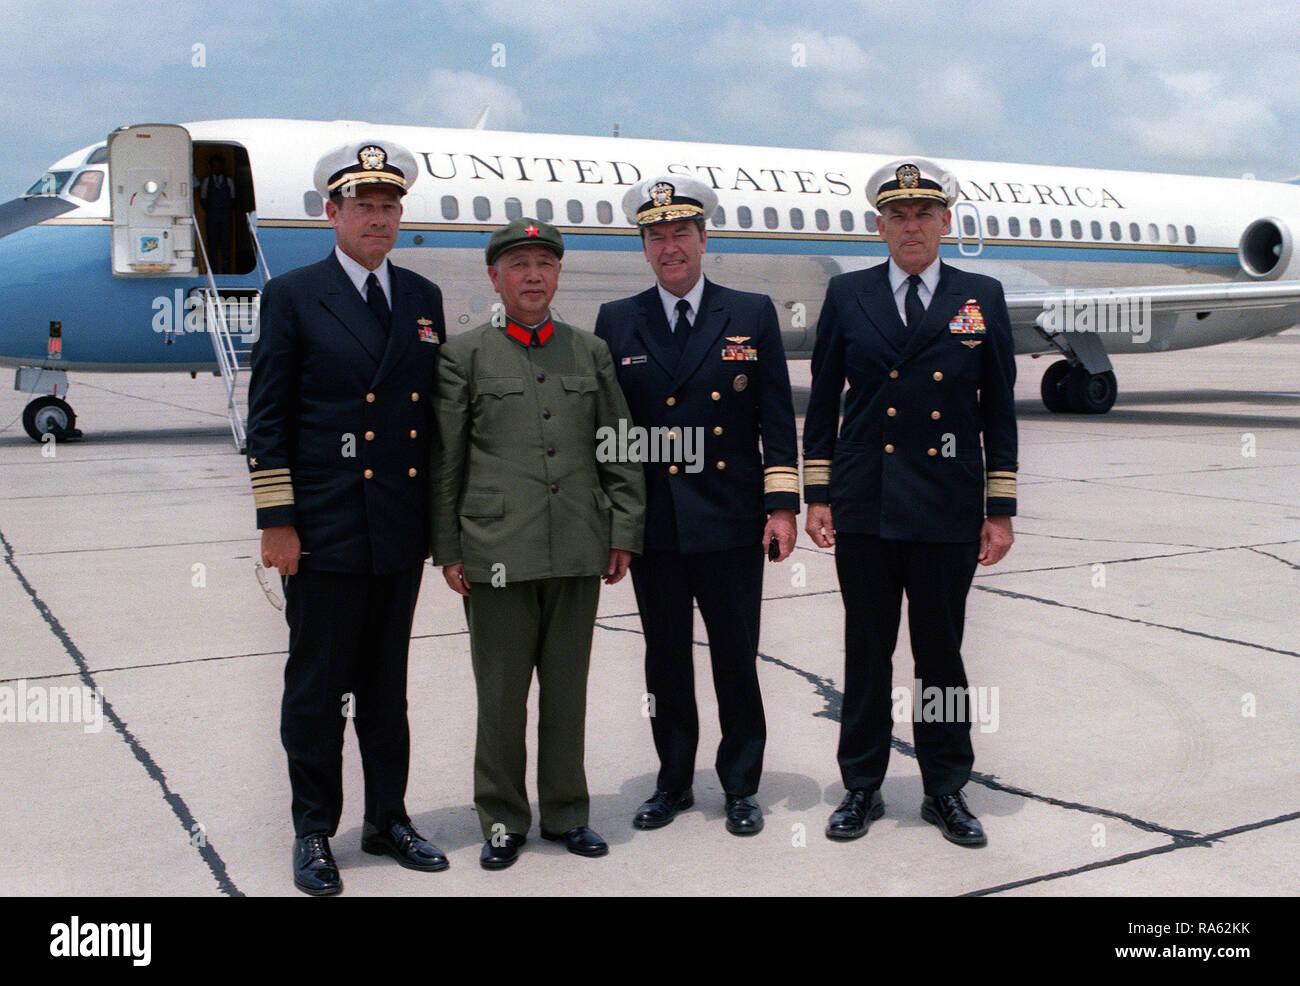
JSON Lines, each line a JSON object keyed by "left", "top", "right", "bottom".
{"left": 826, "top": 788, "right": 884, "bottom": 840}
{"left": 293, "top": 833, "right": 342, "bottom": 896}
{"left": 480, "top": 833, "right": 527, "bottom": 870}
{"left": 633, "top": 788, "right": 694, "bottom": 829}
{"left": 361, "top": 820, "right": 449, "bottom": 872}
{"left": 541, "top": 825, "right": 609, "bottom": 857}
{"left": 921, "top": 791, "right": 987, "bottom": 847}
{"left": 724, "top": 795, "right": 763, "bottom": 835}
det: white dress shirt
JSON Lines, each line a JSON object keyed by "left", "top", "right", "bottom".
{"left": 657, "top": 276, "right": 705, "bottom": 332}
{"left": 887, "top": 257, "right": 941, "bottom": 325}
{"left": 335, "top": 246, "right": 391, "bottom": 306}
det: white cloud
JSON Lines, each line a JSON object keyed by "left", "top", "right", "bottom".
{"left": 403, "top": 69, "right": 526, "bottom": 130}
{"left": 828, "top": 125, "right": 918, "bottom": 156}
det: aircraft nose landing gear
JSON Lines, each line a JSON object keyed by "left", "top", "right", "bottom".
{"left": 22, "top": 395, "right": 82, "bottom": 442}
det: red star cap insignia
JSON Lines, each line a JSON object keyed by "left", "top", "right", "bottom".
{"left": 524, "top": 224, "right": 539, "bottom": 237}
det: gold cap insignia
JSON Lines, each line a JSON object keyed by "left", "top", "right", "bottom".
{"left": 896, "top": 163, "right": 920, "bottom": 188}
{"left": 358, "top": 145, "right": 387, "bottom": 170}
{"left": 650, "top": 182, "right": 675, "bottom": 206}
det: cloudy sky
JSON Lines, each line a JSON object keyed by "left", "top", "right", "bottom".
{"left": 1, "top": 0, "right": 1297, "bottom": 200}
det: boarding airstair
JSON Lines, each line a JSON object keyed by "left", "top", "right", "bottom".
{"left": 193, "top": 213, "right": 272, "bottom": 452}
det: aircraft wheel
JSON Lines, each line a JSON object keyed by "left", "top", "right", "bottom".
{"left": 1040, "top": 359, "right": 1072, "bottom": 412}
{"left": 22, "top": 396, "right": 78, "bottom": 442}
{"left": 1065, "top": 367, "right": 1118, "bottom": 414}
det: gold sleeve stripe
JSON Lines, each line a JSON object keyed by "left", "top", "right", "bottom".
{"left": 250, "top": 467, "right": 291, "bottom": 478}
{"left": 764, "top": 466, "right": 799, "bottom": 475}
{"left": 803, "top": 469, "right": 831, "bottom": 486}
{"left": 986, "top": 470, "right": 1017, "bottom": 478}
{"left": 765, "top": 475, "right": 801, "bottom": 495}
{"left": 251, "top": 475, "right": 294, "bottom": 489}
{"left": 986, "top": 475, "right": 1017, "bottom": 499}
{"left": 253, "top": 488, "right": 295, "bottom": 509}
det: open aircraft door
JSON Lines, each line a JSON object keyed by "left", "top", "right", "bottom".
{"left": 108, "top": 124, "right": 195, "bottom": 276}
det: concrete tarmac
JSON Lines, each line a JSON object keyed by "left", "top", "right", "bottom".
{"left": 1, "top": 333, "right": 1296, "bottom": 897}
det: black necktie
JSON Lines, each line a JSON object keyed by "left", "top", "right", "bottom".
{"left": 905, "top": 274, "right": 925, "bottom": 330}
{"left": 672, "top": 298, "right": 692, "bottom": 356}
{"left": 366, "top": 272, "right": 390, "bottom": 334}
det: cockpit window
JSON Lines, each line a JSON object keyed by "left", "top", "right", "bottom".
{"left": 85, "top": 145, "right": 108, "bottom": 165}
{"left": 26, "top": 170, "right": 72, "bottom": 196}
{"left": 69, "top": 170, "right": 104, "bottom": 202}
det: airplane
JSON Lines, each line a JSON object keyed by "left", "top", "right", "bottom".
{"left": 2, "top": 117, "right": 1299, "bottom": 449}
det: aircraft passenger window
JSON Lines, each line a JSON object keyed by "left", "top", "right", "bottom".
{"left": 68, "top": 170, "right": 103, "bottom": 203}
{"left": 1050, "top": 219, "right": 1062, "bottom": 238}
{"left": 1130, "top": 222, "right": 1141, "bottom": 241}
{"left": 1090, "top": 221, "right": 1102, "bottom": 240}
{"left": 840, "top": 210, "right": 854, "bottom": 231}
{"left": 1110, "top": 222, "right": 1122, "bottom": 241}
{"left": 505, "top": 197, "right": 522, "bottom": 221}
{"left": 598, "top": 200, "right": 614, "bottom": 224}
{"left": 304, "top": 191, "right": 324, "bottom": 217}
{"left": 711, "top": 207, "right": 725, "bottom": 226}
{"left": 536, "top": 198, "right": 554, "bottom": 222}
{"left": 1070, "top": 220, "right": 1083, "bottom": 239}
{"left": 763, "top": 207, "right": 778, "bottom": 230}
{"left": 1028, "top": 218, "right": 1040, "bottom": 237}
{"left": 1009, "top": 217, "right": 1021, "bottom": 237}
{"left": 790, "top": 208, "right": 804, "bottom": 230}
{"left": 567, "top": 199, "right": 583, "bottom": 223}
{"left": 1185, "top": 225, "right": 1196, "bottom": 245}
{"left": 962, "top": 215, "right": 977, "bottom": 236}
{"left": 473, "top": 196, "right": 491, "bottom": 221}
{"left": 865, "top": 210, "right": 878, "bottom": 230}
{"left": 86, "top": 146, "right": 108, "bottom": 165}
{"left": 1167, "top": 224, "right": 1178, "bottom": 244}
{"left": 986, "top": 216, "right": 999, "bottom": 237}
{"left": 1148, "top": 223, "right": 1160, "bottom": 242}
{"left": 441, "top": 195, "right": 459, "bottom": 220}
{"left": 737, "top": 206, "right": 752, "bottom": 228}
{"left": 815, "top": 209, "right": 829, "bottom": 231}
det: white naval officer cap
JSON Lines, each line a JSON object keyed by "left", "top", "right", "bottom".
{"left": 313, "top": 140, "right": 418, "bottom": 199}
{"left": 622, "top": 174, "right": 719, "bottom": 227}
{"left": 867, "top": 158, "right": 959, "bottom": 209}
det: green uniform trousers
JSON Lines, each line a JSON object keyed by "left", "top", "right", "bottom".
{"left": 464, "top": 575, "right": 601, "bottom": 838}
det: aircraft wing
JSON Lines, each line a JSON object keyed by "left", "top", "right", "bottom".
{"left": 1004, "top": 279, "right": 1300, "bottom": 324}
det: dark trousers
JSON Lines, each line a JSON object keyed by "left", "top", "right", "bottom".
{"left": 281, "top": 564, "right": 422, "bottom": 837}
{"left": 630, "top": 545, "right": 766, "bottom": 796}
{"left": 834, "top": 535, "right": 980, "bottom": 796}
{"left": 463, "top": 577, "right": 600, "bottom": 838}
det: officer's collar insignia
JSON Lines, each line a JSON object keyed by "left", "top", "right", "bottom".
{"left": 358, "top": 145, "right": 387, "bottom": 170}
{"left": 650, "top": 182, "right": 675, "bottom": 206}
{"left": 896, "top": 163, "right": 921, "bottom": 188}
{"left": 505, "top": 318, "right": 554, "bottom": 348}
{"left": 726, "top": 335, "right": 750, "bottom": 344}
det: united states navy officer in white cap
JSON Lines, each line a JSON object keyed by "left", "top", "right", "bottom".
{"left": 595, "top": 175, "right": 799, "bottom": 838}
{"left": 247, "top": 139, "right": 449, "bottom": 894}
{"left": 803, "top": 158, "right": 1017, "bottom": 847}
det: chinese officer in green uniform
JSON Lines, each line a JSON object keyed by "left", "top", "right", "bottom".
{"left": 803, "top": 159, "right": 1017, "bottom": 847}
{"left": 432, "top": 218, "right": 645, "bottom": 870}
{"left": 248, "top": 140, "right": 449, "bottom": 895}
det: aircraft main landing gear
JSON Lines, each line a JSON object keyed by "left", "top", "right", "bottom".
{"left": 22, "top": 395, "right": 82, "bottom": 442}
{"left": 1039, "top": 359, "right": 1118, "bottom": 414}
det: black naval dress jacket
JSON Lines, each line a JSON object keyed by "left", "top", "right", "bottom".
{"left": 246, "top": 252, "right": 446, "bottom": 571}
{"left": 802, "top": 261, "right": 1017, "bottom": 535}
{"left": 594, "top": 278, "right": 799, "bottom": 551}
